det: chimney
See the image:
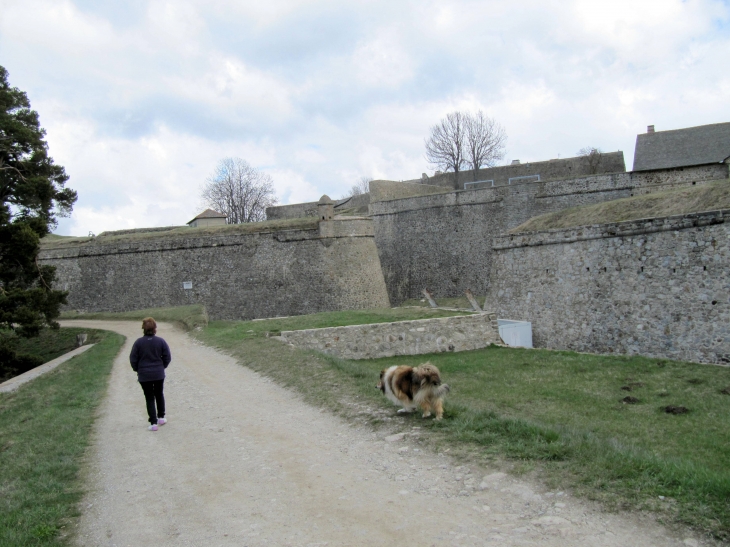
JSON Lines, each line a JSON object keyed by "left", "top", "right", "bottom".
{"left": 511, "top": 159, "right": 521, "bottom": 165}
{"left": 647, "top": 125, "right": 655, "bottom": 133}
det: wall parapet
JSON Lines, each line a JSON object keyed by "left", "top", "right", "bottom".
{"left": 371, "top": 165, "right": 728, "bottom": 217}
{"left": 494, "top": 210, "right": 730, "bottom": 250}
{"left": 280, "top": 313, "right": 500, "bottom": 360}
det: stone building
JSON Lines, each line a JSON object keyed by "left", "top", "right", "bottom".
{"left": 633, "top": 122, "right": 730, "bottom": 171}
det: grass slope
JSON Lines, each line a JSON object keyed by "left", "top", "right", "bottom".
{"left": 207, "top": 307, "right": 470, "bottom": 338}
{"left": 0, "top": 329, "right": 124, "bottom": 546}
{"left": 42, "top": 217, "right": 319, "bottom": 249}
{"left": 12, "top": 328, "right": 106, "bottom": 365}
{"left": 196, "top": 316, "right": 730, "bottom": 540}
{"left": 512, "top": 179, "right": 730, "bottom": 233}
{"left": 60, "top": 304, "right": 209, "bottom": 331}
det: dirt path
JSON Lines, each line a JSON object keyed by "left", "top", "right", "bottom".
{"left": 65, "top": 320, "right": 707, "bottom": 547}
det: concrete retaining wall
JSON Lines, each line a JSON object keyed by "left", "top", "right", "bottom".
{"left": 280, "top": 313, "right": 500, "bottom": 360}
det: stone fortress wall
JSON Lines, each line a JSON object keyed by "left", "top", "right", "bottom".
{"left": 406, "top": 151, "right": 627, "bottom": 189}
{"left": 266, "top": 193, "right": 371, "bottom": 221}
{"left": 371, "top": 163, "right": 729, "bottom": 305}
{"left": 488, "top": 210, "right": 730, "bottom": 365}
{"left": 41, "top": 123, "right": 729, "bottom": 363}
{"left": 40, "top": 219, "right": 390, "bottom": 320}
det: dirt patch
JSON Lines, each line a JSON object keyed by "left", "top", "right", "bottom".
{"left": 663, "top": 405, "right": 689, "bottom": 415}
{"left": 621, "top": 396, "right": 640, "bottom": 404}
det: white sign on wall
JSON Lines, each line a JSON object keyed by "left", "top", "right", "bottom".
{"left": 183, "top": 281, "right": 193, "bottom": 290}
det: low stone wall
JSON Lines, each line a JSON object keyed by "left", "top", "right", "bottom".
{"left": 488, "top": 210, "right": 730, "bottom": 364}
{"left": 280, "top": 313, "right": 500, "bottom": 360}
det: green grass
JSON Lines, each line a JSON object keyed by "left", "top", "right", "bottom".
{"left": 0, "top": 329, "right": 124, "bottom": 546}
{"left": 202, "top": 307, "right": 471, "bottom": 339}
{"left": 12, "top": 328, "right": 105, "bottom": 365}
{"left": 400, "top": 296, "right": 485, "bottom": 309}
{"left": 195, "top": 318, "right": 730, "bottom": 539}
{"left": 60, "top": 304, "right": 209, "bottom": 331}
{"left": 511, "top": 179, "right": 730, "bottom": 233}
{"left": 42, "top": 217, "right": 320, "bottom": 249}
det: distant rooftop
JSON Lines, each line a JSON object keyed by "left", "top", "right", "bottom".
{"left": 633, "top": 122, "right": 730, "bottom": 171}
{"left": 187, "top": 208, "right": 227, "bottom": 224}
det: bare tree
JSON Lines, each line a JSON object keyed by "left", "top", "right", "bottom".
{"left": 425, "top": 111, "right": 507, "bottom": 189}
{"left": 201, "top": 158, "right": 278, "bottom": 223}
{"left": 425, "top": 111, "right": 467, "bottom": 190}
{"left": 344, "top": 176, "right": 373, "bottom": 198}
{"left": 577, "top": 147, "right": 604, "bottom": 174}
{"left": 464, "top": 111, "right": 506, "bottom": 181}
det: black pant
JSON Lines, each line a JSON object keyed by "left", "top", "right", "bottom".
{"left": 139, "top": 379, "right": 165, "bottom": 424}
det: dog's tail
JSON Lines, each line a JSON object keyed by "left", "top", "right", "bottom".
{"left": 434, "top": 383, "right": 450, "bottom": 398}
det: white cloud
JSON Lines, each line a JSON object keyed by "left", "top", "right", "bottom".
{"left": 1, "top": 0, "right": 728, "bottom": 234}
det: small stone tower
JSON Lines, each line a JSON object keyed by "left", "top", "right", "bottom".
{"left": 317, "top": 195, "right": 334, "bottom": 221}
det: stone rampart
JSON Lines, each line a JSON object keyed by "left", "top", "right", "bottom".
{"left": 266, "top": 201, "right": 318, "bottom": 220}
{"left": 280, "top": 313, "right": 500, "bottom": 360}
{"left": 369, "top": 180, "right": 447, "bottom": 202}
{"left": 404, "top": 151, "right": 627, "bottom": 190}
{"left": 371, "top": 165, "right": 729, "bottom": 304}
{"left": 40, "top": 219, "right": 390, "bottom": 320}
{"left": 488, "top": 210, "right": 730, "bottom": 364}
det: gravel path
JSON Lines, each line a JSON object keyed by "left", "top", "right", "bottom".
{"left": 65, "top": 320, "right": 707, "bottom": 547}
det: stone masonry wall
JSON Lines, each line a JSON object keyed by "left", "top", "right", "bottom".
{"left": 404, "top": 151, "right": 627, "bottom": 189}
{"left": 371, "top": 165, "right": 729, "bottom": 305}
{"left": 40, "top": 219, "right": 390, "bottom": 320}
{"left": 280, "top": 313, "right": 500, "bottom": 360}
{"left": 488, "top": 210, "right": 730, "bottom": 364}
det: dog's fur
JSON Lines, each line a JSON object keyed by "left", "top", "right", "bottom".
{"left": 377, "top": 362, "right": 450, "bottom": 420}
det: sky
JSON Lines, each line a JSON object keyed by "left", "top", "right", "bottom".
{"left": 1, "top": 0, "right": 728, "bottom": 236}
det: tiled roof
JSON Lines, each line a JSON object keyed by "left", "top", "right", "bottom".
{"left": 187, "top": 209, "right": 227, "bottom": 224}
{"left": 633, "top": 122, "right": 730, "bottom": 171}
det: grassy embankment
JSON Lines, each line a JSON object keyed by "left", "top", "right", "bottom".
{"left": 61, "top": 304, "right": 210, "bottom": 331}
{"left": 511, "top": 178, "right": 730, "bottom": 233}
{"left": 1, "top": 328, "right": 107, "bottom": 383}
{"left": 0, "top": 329, "right": 125, "bottom": 546}
{"left": 41, "top": 217, "right": 320, "bottom": 250}
{"left": 196, "top": 313, "right": 730, "bottom": 540}
{"left": 45, "top": 302, "right": 730, "bottom": 538}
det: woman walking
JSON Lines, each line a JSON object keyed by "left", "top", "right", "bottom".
{"left": 130, "top": 317, "right": 172, "bottom": 431}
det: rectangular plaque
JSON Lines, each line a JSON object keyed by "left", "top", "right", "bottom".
{"left": 182, "top": 281, "right": 193, "bottom": 290}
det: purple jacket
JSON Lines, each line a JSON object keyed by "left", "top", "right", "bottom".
{"left": 130, "top": 335, "right": 171, "bottom": 382}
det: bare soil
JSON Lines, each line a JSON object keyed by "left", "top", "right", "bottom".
{"left": 64, "top": 320, "right": 712, "bottom": 547}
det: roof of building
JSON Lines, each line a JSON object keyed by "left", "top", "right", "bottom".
{"left": 633, "top": 122, "right": 730, "bottom": 171}
{"left": 187, "top": 208, "right": 227, "bottom": 224}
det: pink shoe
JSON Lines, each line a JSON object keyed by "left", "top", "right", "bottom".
{"left": 148, "top": 424, "right": 158, "bottom": 431}
{"left": 158, "top": 417, "right": 167, "bottom": 426}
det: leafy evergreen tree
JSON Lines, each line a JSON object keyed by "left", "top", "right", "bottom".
{"left": 0, "top": 65, "right": 77, "bottom": 376}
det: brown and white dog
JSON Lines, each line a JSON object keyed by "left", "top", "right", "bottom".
{"left": 377, "top": 362, "right": 450, "bottom": 420}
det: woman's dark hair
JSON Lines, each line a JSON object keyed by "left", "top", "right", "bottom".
{"left": 142, "top": 317, "right": 157, "bottom": 336}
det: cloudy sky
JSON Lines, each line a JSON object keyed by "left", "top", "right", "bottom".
{"left": 1, "top": 0, "right": 728, "bottom": 235}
